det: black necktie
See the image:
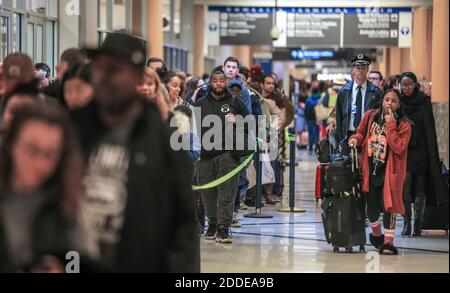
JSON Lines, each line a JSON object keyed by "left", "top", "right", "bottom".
{"left": 354, "top": 86, "right": 363, "bottom": 129}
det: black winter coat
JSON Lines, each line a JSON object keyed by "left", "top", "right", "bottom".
{"left": 402, "top": 92, "right": 449, "bottom": 205}
{"left": 335, "top": 80, "right": 383, "bottom": 144}
{"left": 71, "top": 100, "right": 199, "bottom": 273}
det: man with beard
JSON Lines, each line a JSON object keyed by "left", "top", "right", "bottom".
{"left": 259, "top": 75, "right": 284, "bottom": 202}
{"left": 194, "top": 71, "right": 250, "bottom": 244}
{"left": 71, "top": 32, "right": 198, "bottom": 272}
{"left": 261, "top": 74, "right": 277, "bottom": 101}
{"left": 333, "top": 54, "right": 383, "bottom": 155}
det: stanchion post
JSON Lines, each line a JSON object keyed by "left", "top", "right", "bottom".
{"left": 289, "top": 127, "right": 296, "bottom": 209}
{"left": 255, "top": 145, "right": 263, "bottom": 212}
{"left": 278, "top": 127, "right": 305, "bottom": 213}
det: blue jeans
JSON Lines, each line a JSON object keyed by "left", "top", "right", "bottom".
{"left": 307, "top": 120, "right": 319, "bottom": 151}
{"left": 271, "top": 160, "right": 282, "bottom": 196}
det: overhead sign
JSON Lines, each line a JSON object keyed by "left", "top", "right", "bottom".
{"left": 281, "top": 8, "right": 343, "bottom": 47}
{"left": 205, "top": 10, "right": 220, "bottom": 46}
{"left": 290, "top": 50, "right": 335, "bottom": 60}
{"left": 343, "top": 8, "right": 412, "bottom": 48}
{"left": 272, "top": 48, "right": 376, "bottom": 62}
{"left": 206, "top": 6, "right": 412, "bottom": 48}
{"left": 398, "top": 11, "right": 413, "bottom": 48}
{"left": 208, "top": 6, "right": 274, "bottom": 45}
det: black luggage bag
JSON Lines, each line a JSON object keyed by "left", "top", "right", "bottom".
{"left": 422, "top": 160, "right": 449, "bottom": 233}
{"left": 422, "top": 204, "right": 449, "bottom": 234}
{"left": 321, "top": 147, "right": 367, "bottom": 253}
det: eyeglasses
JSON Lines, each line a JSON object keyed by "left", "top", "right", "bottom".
{"left": 16, "top": 142, "right": 61, "bottom": 162}
{"left": 401, "top": 83, "right": 415, "bottom": 89}
{"left": 368, "top": 77, "right": 380, "bottom": 81}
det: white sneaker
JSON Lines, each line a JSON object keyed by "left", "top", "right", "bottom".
{"left": 231, "top": 220, "right": 242, "bottom": 228}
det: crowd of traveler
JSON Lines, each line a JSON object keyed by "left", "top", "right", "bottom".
{"left": 0, "top": 31, "right": 447, "bottom": 272}
{"left": 0, "top": 31, "right": 293, "bottom": 272}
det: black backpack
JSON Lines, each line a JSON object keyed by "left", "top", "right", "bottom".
{"left": 326, "top": 156, "right": 357, "bottom": 195}
{"left": 317, "top": 138, "right": 333, "bottom": 164}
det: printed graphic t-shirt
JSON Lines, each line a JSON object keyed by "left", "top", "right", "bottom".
{"left": 82, "top": 117, "right": 137, "bottom": 268}
{"left": 367, "top": 119, "right": 389, "bottom": 186}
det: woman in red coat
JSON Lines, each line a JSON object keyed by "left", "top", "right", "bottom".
{"left": 349, "top": 89, "right": 412, "bottom": 255}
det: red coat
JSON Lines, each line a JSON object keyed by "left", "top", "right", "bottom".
{"left": 351, "top": 110, "right": 412, "bottom": 215}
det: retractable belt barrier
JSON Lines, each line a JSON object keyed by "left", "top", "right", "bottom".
{"left": 192, "top": 153, "right": 255, "bottom": 191}
{"left": 192, "top": 138, "right": 265, "bottom": 191}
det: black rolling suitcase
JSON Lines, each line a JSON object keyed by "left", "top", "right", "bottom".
{"left": 422, "top": 204, "right": 449, "bottom": 234}
{"left": 422, "top": 160, "right": 449, "bottom": 234}
{"left": 321, "top": 147, "right": 367, "bottom": 253}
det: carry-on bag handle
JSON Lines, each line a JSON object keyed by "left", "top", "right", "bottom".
{"left": 350, "top": 146, "right": 361, "bottom": 196}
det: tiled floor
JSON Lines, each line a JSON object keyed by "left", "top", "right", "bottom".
{"left": 200, "top": 150, "right": 449, "bottom": 273}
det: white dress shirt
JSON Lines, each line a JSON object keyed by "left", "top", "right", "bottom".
{"left": 349, "top": 81, "right": 368, "bottom": 131}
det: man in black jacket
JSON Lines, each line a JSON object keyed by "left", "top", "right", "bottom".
{"left": 333, "top": 54, "right": 383, "bottom": 155}
{"left": 194, "top": 71, "right": 251, "bottom": 244}
{"left": 71, "top": 32, "right": 198, "bottom": 273}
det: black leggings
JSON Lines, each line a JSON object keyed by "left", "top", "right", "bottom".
{"left": 403, "top": 172, "right": 426, "bottom": 216}
{"left": 366, "top": 178, "right": 396, "bottom": 230}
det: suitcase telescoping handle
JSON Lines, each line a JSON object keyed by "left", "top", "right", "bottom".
{"left": 327, "top": 132, "right": 338, "bottom": 156}
{"left": 350, "top": 146, "right": 361, "bottom": 196}
{"left": 350, "top": 146, "right": 359, "bottom": 172}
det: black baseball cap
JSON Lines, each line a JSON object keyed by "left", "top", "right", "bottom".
{"left": 351, "top": 54, "right": 371, "bottom": 67}
{"left": 85, "top": 32, "right": 146, "bottom": 69}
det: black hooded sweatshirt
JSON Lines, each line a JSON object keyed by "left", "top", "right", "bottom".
{"left": 194, "top": 89, "right": 250, "bottom": 160}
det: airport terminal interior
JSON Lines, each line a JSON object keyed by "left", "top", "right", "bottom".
{"left": 0, "top": 0, "right": 448, "bottom": 273}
